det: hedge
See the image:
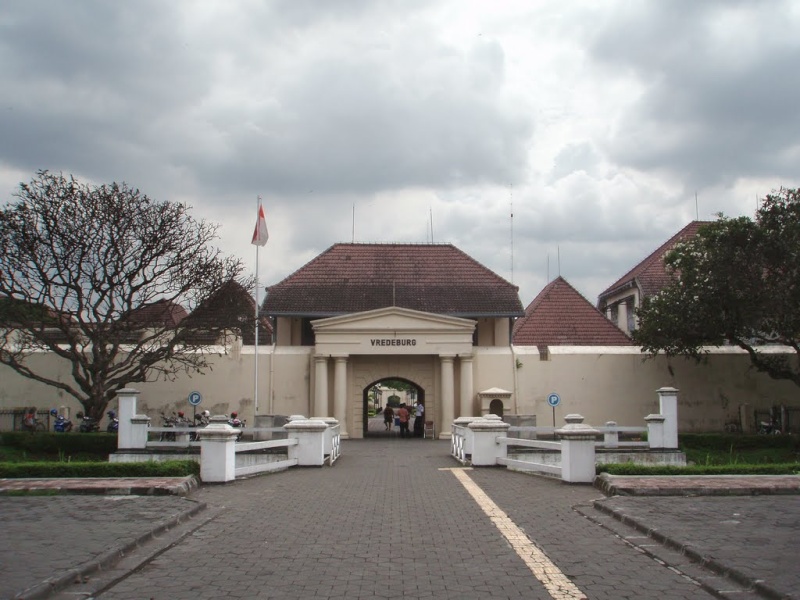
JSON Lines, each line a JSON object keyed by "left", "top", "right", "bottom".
{"left": 596, "top": 462, "right": 800, "bottom": 476}
{"left": 0, "top": 431, "right": 118, "bottom": 455}
{"left": 679, "top": 433, "right": 799, "bottom": 452}
{"left": 0, "top": 460, "right": 199, "bottom": 479}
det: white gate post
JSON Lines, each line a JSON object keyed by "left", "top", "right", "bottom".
{"left": 557, "top": 414, "right": 599, "bottom": 483}
{"left": 468, "top": 419, "right": 510, "bottom": 466}
{"left": 116, "top": 388, "right": 137, "bottom": 449}
{"left": 116, "top": 388, "right": 150, "bottom": 450}
{"left": 198, "top": 415, "right": 240, "bottom": 482}
{"left": 657, "top": 387, "right": 679, "bottom": 449}
{"left": 284, "top": 419, "right": 328, "bottom": 466}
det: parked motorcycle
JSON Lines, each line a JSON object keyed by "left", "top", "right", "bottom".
{"left": 76, "top": 412, "right": 100, "bottom": 433}
{"left": 228, "top": 411, "right": 245, "bottom": 441}
{"left": 191, "top": 410, "right": 211, "bottom": 441}
{"left": 106, "top": 410, "right": 119, "bottom": 434}
{"left": 758, "top": 420, "right": 781, "bottom": 435}
{"left": 50, "top": 409, "right": 73, "bottom": 433}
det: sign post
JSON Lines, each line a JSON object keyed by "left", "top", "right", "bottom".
{"left": 547, "top": 393, "right": 561, "bottom": 439}
{"left": 188, "top": 391, "right": 203, "bottom": 424}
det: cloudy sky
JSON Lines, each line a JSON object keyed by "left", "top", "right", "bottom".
{"left": 2, "top": 0, "right": 799, "bottom": 307}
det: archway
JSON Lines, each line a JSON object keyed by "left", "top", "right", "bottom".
{"left": 362, "top": 377, "right": 425, "bottom": 438}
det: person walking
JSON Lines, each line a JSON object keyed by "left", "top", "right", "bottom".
{"left": 397, "top": 403, "right": 410, "bottom": 438}
{"left": 413, "top": 400, "right": 425, "bottom": 437}
{"left": 383, "top": 405, "right": 395, "bottom": 431}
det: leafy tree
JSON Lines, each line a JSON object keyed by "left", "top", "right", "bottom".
{"left": 0, "top": 171, "right": 247, "bottom": 418}
{"left": 633, "top": 188, "right": 800, "bottom": 387}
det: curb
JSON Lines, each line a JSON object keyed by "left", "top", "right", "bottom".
{"left": 592, "top": 499, "right": 785, "bottom": 600}
{"left": 594, "top": 473, "right": 800, "bottom": 497}
{"left": 14, "top": 498, "right": 207, "bottom": 600}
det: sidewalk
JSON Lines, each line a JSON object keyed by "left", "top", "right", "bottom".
{"left": 2, "top": 443, "right": 798, "bottom": 599}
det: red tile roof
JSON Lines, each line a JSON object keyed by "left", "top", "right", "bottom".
{"left": 513, "top": 277, "right": 632, "bottom": 346}
{"left": 186, "top": 279, "right": 272, "bottom": 345}
{"left": 598, "top": 221, "right": 712, "bottom": 303}
{"left": 264, "top": 243, "right": 524, "bottom": 317}
{"left": 126, "top": 299, "right": 188, "bottom": 327}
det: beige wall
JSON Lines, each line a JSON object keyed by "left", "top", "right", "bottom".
{"left": 1, "top": 344, "right": 797, "bottom": 433}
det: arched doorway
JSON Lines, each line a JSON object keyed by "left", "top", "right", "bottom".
{"left": 362, "top": 377, "right": 424, "bottom": 437}
{"left": 489, "top": 398, "right": 504, "bottom": 418}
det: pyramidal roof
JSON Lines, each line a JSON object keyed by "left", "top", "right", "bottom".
{"left": 599, "top": 221, "right": 712, "bottom": 301}
{"left": 513, "top": 277, "right": 632, "bottom": 346}
{"left": 264, "top": 243, "right": 524, "bottom": 317}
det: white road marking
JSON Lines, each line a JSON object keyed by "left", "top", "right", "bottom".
{"left": 445, "top": 467, "right": 588, "bottom": 600}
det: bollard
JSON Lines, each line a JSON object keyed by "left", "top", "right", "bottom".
{"left": 557, "top": 414, "right": 599, "bottom": 483}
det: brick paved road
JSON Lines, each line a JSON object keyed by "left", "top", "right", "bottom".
{"left": 0, "top": 495, "right": 201, "bottom": 600}
{"left": 72, "top": 440, "right": 726, "bottom": 600}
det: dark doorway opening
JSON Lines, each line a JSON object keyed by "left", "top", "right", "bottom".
{"left": 363, "top": 377, "right": 424, "bottom": 438}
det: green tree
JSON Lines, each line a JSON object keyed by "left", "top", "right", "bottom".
{"left": 633, "top": 188, "right": 800, "bottom": 387}
{"left": 0, "top": 171, "right": 247, "bottom": 418}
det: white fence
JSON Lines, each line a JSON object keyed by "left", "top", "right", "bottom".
{"left": 451, "top": 387, "right": 682, "bottom": 483}
{"left": 111, "top": 389, "right": 341, "bottom": 483}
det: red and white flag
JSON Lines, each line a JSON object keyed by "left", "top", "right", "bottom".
{"left": 251, "top": 203, "right": 269, "bottom": 246}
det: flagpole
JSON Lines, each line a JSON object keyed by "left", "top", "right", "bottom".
{"left": 254, "top": 195, "right": 261, "bottom": 416}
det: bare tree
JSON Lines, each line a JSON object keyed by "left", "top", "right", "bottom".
{"left": 0, "top": 171, "right": 247, "bottom": 419}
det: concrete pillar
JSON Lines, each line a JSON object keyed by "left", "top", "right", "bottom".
{"left": 657, "top": 387, "right": 679, "bottom": 449}
{"left": 333, "top": 356, "right": 349, "bottom": 438}
{"left": 557, "top": 414, "right": 599, "bottom": 483}
{"left": 494, "top": 318, "right": 509, "bottom": 345}
{"left": 198, "top": 415, "right": 240, "bottom": 483}
{"left": 645, "top": 414, "right": 666, "bottom": 449}
{"left": 468, "top": 418, "right": 510, "bottom": 466}
{"left": 284, "top": 419, "right": 328, "bottom": 466}
{"left": 314, "top": 355, "right": 329, "bottom": 418}
{"left": 440, "top": 355, "right": 455, "bottom": 440}
{"left": 603, "top": 421, "right": 619, "bottom": 448}
{"left": 459, "top": 356, "right": 474, "bottom": 418}
{"left": 116, "top": 388, "right": 140, "bottom": 450}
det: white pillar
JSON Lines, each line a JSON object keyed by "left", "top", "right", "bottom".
{"left": 657, "top": 387, "right": 679, "bottom": 449}
{"left": 333, "top": 356, "right": 349, "bottom": 438}
{"left": 468, "top": 418, "right": 510, "bottom": 466}
{"left": 284, "top": 419, "right": 328, "bottom": 466}
{"left": 116, "top": 388, "right": 139, "bottom": 450}
{"left": 440, "top": 355, "right": 455, "bottom": 439}
{"left": 557, "top": 414, "right": 599, "bottom": 484}
{"left": 314, "top": 355, "right": 329, "bottom": 418}
{"left": 603, "top": 421, "right": 619, "bottom": 448}
{"left": 198, "top": 416, "right": 240, "bottom": 483}
{"left": 617, "top": 301, "right": 628, "bottom": 333}
{"left": 459, "top": 356, "right": 474, "bottom": 418}
{"left": 645, "top": 414, "right": 666, "bottom": 449}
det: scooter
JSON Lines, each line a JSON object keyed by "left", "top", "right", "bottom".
{"left": 50, "top": 409, "right": 73, "bottom": 433}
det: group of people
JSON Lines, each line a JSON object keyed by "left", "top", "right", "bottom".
{"left": 382, "top": 401, "right": 425, "bottom": 438}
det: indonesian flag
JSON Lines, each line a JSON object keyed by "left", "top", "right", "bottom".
{"left": 251, "top": 203, "right": 269, "bottom": 246}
